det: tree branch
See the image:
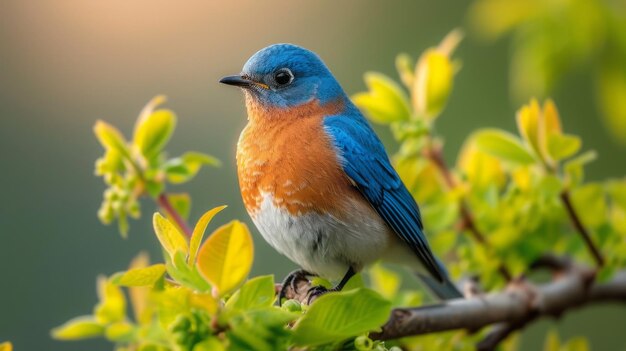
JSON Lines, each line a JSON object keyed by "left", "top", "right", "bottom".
{"left": 369, "top": 267, "right": 626, "bottom": 348}
{"left": 560, "top": 190, "right": 605, "bottom": 267}
{"left": 425, "top": 145, "right": 512, "bottom": 281}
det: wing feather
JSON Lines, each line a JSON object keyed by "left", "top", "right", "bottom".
{"left": 324, "top": 114, "right": 444, "bottom": 281}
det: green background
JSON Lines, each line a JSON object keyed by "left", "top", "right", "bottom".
{"left": 0, "top": 1, "right": 624, "bottom": 350}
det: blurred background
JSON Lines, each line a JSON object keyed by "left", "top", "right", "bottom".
{"left": 1, "top": 1, "right": 625, "bottom": 350}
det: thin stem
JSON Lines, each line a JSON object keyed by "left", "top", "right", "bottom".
{"left": 122, "top": 151, "right": 193, "bottom": 238}
{"left": 425, "top": 145, "right": 512, "bottom": 281}
{"left": 157, "top": 193, "right": 193, "bottom": 237}
{"left": 560, "top": 190, "right": 605, "bottom": 267}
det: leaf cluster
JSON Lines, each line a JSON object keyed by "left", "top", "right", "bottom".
{"left": 94, "top": 96, "right": 219, "bottom": 236}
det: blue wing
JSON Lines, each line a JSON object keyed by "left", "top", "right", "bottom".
{"left": 324, "top": 110, "right": 445, "bottom": 282}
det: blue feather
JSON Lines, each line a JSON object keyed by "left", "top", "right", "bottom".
{"left": 324, "top": 107, "right": 445, "bottom": 282}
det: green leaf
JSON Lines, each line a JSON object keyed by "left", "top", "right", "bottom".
{"left": 369, "top": 264, "right": 400, "bottom": 300}
{"left": 165, "top": 152, "right": 221, "bottom": 184}
{"left": 226, "top": 275, "right": 275, "bottom": 310}
{"left": 395, "top": 53, "right": 414, "bottom": 88}
{"left": 152, "top": 213, "right": 188, "bottom": 260}
{"left": 166, "top": 250, "right": 211, "bottom": 292}
{"left": 597, "top": 55, "right": 626, "bottom": 144}
{"left": 111, "top": 264, "right": 166, "bottom": 287}
{"left": 134, "top": 109, "right": 176, "bottom": 159}
{"left": 51, "top": 316, "right": 104, "bottom": 340}
{"left": 564, "top": 150, "right": 597, "bottom": 186}
{"left": 544, "top": 330, "right": 560, "bottom": 351}
{"left": 167, "top": 193, "right": 192, "bottom": 220}
{"left": 608, "top": 180, "right": 626, "bottom": 211}
{"left": 104, "top": 321, "right": 135, "bottom": 342}
{"left": 292, "top": 288, "right": 391, "bottom": 346}
{"left": 547, "top": 134, "right": 581, "bottom": 161}
{"left": 189, "top": 205, "right": 227, "bottom": 265}
{"left": 227, "top": 308, "right": 297, "bottom": 351}
{"left": 193, "top": 337, "right": 225, "bottom": 351}
{"left": 94, "top": 276, "right": 126, "bottom": 324}
{"left": 474, "top": 129, "right": 536, "bottom": 165}
{"left": 93, "top": 120, "right": 130, "bottom": 159}
{"left": 352, "top": 72, "right": 411, "bottom": 124}
{"left": 563, "top": 337, "right": 590, "bottom": 351}
{"left": 570, "top": 183, "right": 606, "bottom": 228}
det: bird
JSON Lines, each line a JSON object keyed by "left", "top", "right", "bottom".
{"left": 219, "top": 43, "right": 462, "bottom": 303}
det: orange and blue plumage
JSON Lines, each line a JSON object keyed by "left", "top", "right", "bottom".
{"left": 220, "top": 43, "right": 461, "bottom": 301}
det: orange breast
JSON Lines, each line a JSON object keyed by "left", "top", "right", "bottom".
{"left": 236, "top": 98, "right": 357, "bottom": 216}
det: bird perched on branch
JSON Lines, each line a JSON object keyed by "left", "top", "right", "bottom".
{"left": 220, "top": 43, "right": 461, "bottom": 303}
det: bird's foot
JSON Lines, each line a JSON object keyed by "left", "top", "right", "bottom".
{"left": 278, "top": 269, "right": 313, "bottom": 306}
{"left": 306, "top": 285, "right": 333, "bottom": 304}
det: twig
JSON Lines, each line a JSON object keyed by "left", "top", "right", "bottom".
{"left": 425, "top": 145, "right": 512, "bottom": 281}
{"left": 560, "top": 190, "right": 605, "bottom": 267}
{"left": 156, "top": 193, "right": 193, "bottom": 237}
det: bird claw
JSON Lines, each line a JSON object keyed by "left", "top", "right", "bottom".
{"left": 306, "top": 285, "right": 331, "bottom": 304}
{"left": 278, "top": 269, "right": 312, "bottom": 306}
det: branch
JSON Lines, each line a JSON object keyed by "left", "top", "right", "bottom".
{"left": 425, "top": 145, "right": 512, "bottom": 281}
{"left": 369, "top": 267, "right": 626, "bottom": 349}
{"left": 156, "top": 193, "right": 193, "bottom": 237}
{"left": 560, "top": 190, "right": 605, "bottom": 267}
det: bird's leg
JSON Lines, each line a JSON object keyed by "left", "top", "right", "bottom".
{"left": 278, "top": 269, "right": 313, "bottom": 306}
{"left": 307, "top": 266, "right": 356, "bottom": 304}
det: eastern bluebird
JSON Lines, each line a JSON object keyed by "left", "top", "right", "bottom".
{"left": 220, "top": 43, "right": 462, "bottom": 302}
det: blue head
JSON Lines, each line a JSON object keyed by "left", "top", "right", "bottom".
{"left": 220, "top": 44, "right": 346, "bottom": 109}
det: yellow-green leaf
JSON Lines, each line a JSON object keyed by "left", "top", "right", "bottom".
{"left": 395, "top": 53, "right": 414, "bottom": 88}
{"left": 167, "top": 193, "right": 191, "bottom": 220}
{"left": 134, "top": 108, "right": 177, "bottom": 159}
{"left": 544, "top": 330, "right": 560, "bottom": 351}
{"left": 457, "top": 138, "right": 506, "bottom": 189}
{"left": 353, "top": 72, "right": 411, "bottom": 124}
{"left": 189, "top": 206, "right": 227, "bottom": 265}
{"left": 111, "top": 264, "right": 166, "bottom": 287}
{"left": 412, "top": 30, "right": 462, "bottom": 119}
{"left": 153, "top": 213, "right": 188, "bottom": 260}
{"left": 543, "top": 99, "right": 562, "bottom": 135}
{"left": 516, "top": 99, "right": 543, "bottom": 158}
{"left": 196, "top": 220, "right": 253, "bottom": 296}
{"left": 93, "top": 120, "right": 130, "bottom": 158}
{"left": 564, "top": 150, "right": 597, "bottom": 186}
{"left": 597, "top": 56, "right": 626, "bottom": 144}
{"left": 193, "top": 338, "right": 225, "bottom": 351}
{"left": 563, "top": 337, "right": 590, "bottom": 351}
{"left": 570, "top": 183, "right": 606, "bottom": 228}
{"left": 413, "top": 49, "right": 454, "bottom": 119}
{"left": 51, "top": 316, "right": 104, "bottom": 340}
{"left": 105, "top": 321, "right": 134, "bottom": 342}
{"left": 369, "top": 263, "right": 400, "bottom": 300}
{"left": 165, "top": 152, "right": 221, "bottom": 184}
{"left": 474, "top": 129, "right": 535, "bottom": 165}
{"left": 547, "top": 134, "right": 581, "bottom": 161}
{"left": 126, "top": 253, "right": 152, "bottom": 325}
{"left": 94, "top": 276, "right": 126, "bottom": 324}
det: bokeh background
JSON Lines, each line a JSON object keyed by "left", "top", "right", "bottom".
{"left": 1, "top": 1, "right": 625, "bottom": 350}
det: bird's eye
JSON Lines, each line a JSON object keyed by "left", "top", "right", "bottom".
{"left": 274, "top": 68, "right": 294, "bottom": 86}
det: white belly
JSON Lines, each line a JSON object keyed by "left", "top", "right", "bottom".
{"left": 250, "top": 192, "right": 396, "bottom": 280}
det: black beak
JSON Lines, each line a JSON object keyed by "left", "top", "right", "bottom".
{"left": 219, "top": 75, "right": 253, "bottom": 88}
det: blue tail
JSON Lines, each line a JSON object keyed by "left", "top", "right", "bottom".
{"left": 416, "top": 273, "right": 463, "bottom": 300}
{"left": 415, "top": 258, "right": 463, "bottom": 300}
